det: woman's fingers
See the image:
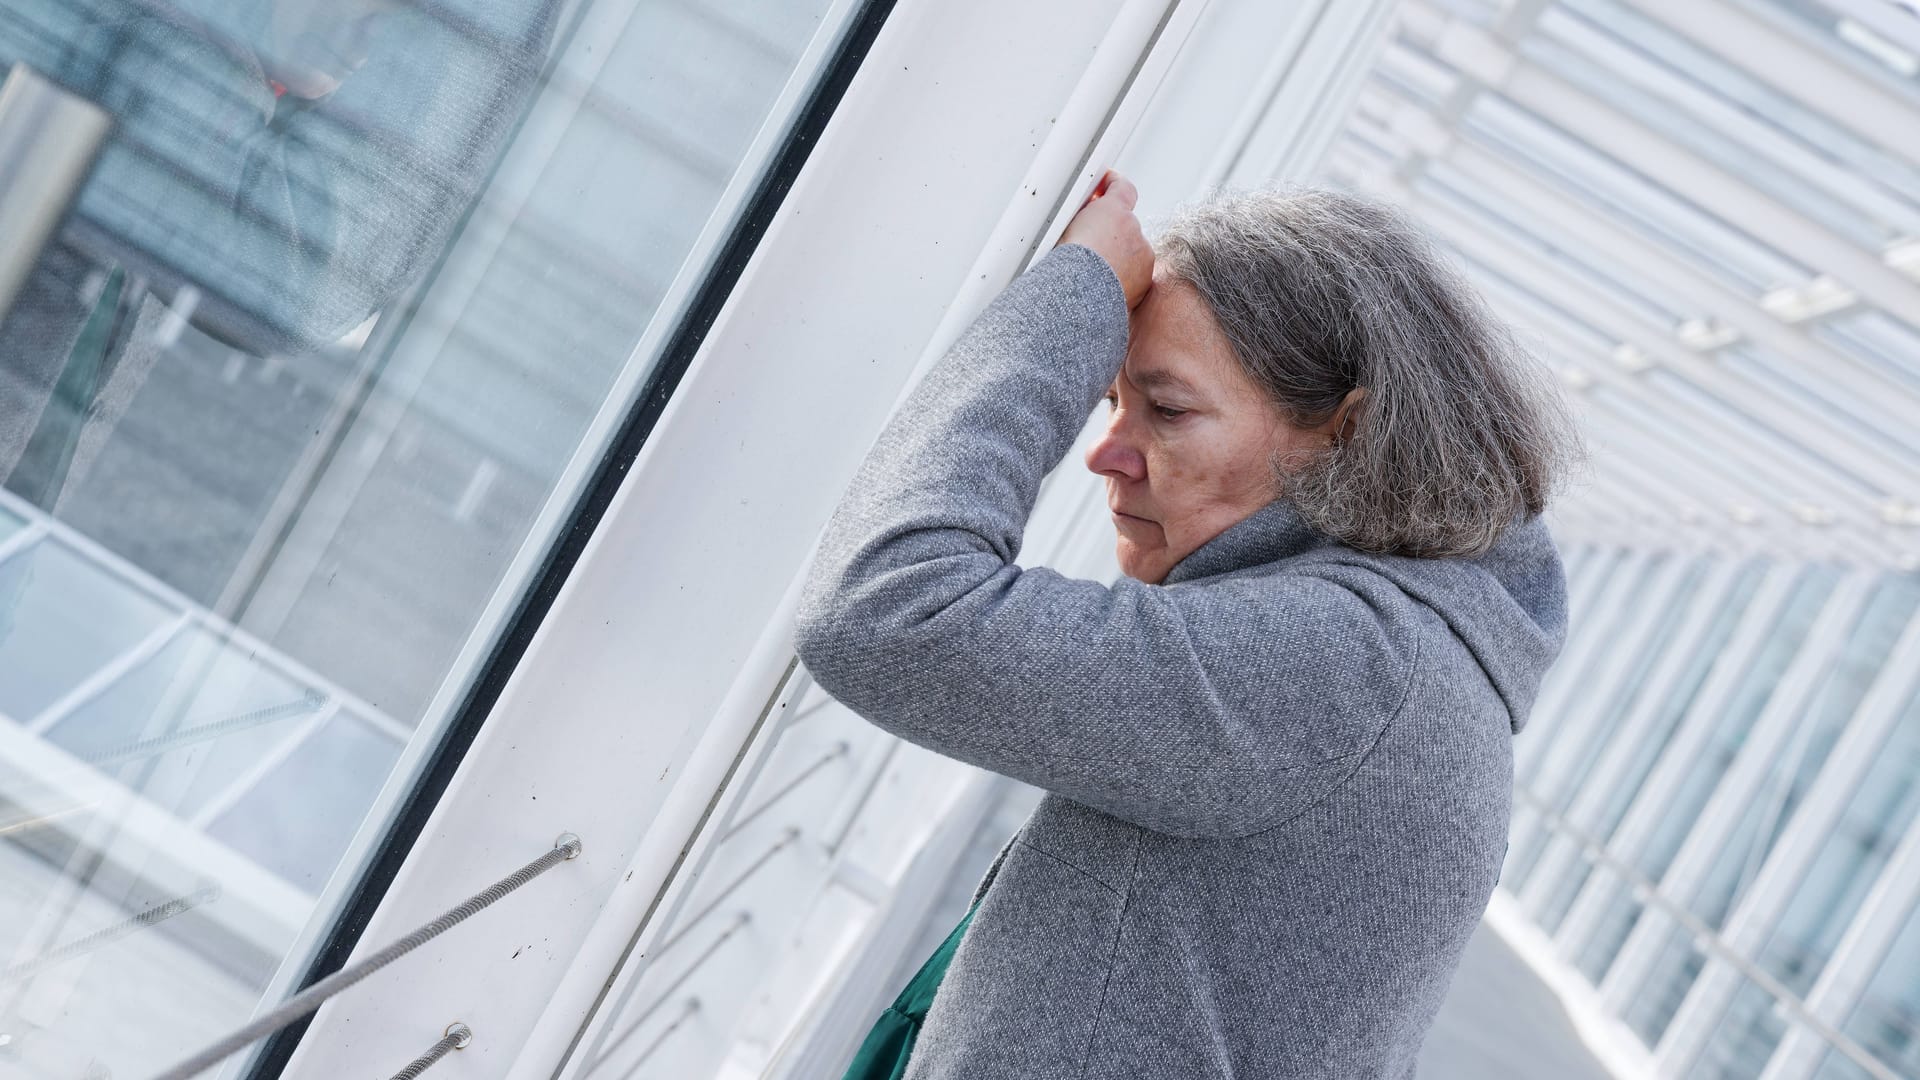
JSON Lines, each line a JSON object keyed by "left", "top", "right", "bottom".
{"left": 1057, "top": 169, "right": 1153, "bottom": 308}
{"left": 1082, "top": 168, "right": 1115, "bottom": 210}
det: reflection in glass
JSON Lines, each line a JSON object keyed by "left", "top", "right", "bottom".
{"left": 0, "top": 535, "right": 173, "bottom": 720}
{"left": 0, "top": 0, "right": 850, "bottom": 1069}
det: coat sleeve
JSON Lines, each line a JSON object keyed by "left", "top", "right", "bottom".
{"left": 792, "top": 243, "right": 1419, "bottom": 839}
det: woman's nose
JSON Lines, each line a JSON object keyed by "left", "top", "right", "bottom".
{"left": 1085, "top": 414, "right": 1146, "bottom": 481}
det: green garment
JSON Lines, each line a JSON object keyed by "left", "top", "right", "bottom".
{"left": 841, "top": 900, "right": 979, "bottom": 1080}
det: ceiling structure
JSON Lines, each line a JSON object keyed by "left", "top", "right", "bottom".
{"left": 1318, "top": 0, "right": 1920, "bottom": 570}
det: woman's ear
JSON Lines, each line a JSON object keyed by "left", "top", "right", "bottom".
{"left": 1328, "top": 387, "right": 1368, "bottom": 444}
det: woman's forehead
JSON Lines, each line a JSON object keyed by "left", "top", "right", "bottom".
{"left": 1123, "top": 283, "right": 1240, "bottom": 396}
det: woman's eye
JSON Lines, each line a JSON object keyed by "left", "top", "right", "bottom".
{"left": 1153, "top": 405, "right": 1187, "bottom": 420}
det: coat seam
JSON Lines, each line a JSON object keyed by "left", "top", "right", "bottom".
{"left": 1075, "top": 829, "right": 1143, "bottom": 1080}
{"left": 1013, "top": 838, "right": 1124, "bottom": 897}
{"left": 1235, "top": 619, "right": 1427, "bottom": 840}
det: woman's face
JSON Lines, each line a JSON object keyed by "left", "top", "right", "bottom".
{"left": 1085, "top": 271, "right": 1331, "bottom": 584}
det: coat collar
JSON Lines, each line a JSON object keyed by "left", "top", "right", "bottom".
{"left": 1160, "top": 499, "right": 1329, "bottom": 586}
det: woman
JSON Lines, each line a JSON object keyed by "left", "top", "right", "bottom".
{"left": 794, "top": 172, "right": 1578, "bottom": 1079}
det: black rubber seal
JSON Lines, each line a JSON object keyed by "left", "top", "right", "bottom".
{"left": 247, "top": 1, "right": 896, "bottom": 1073}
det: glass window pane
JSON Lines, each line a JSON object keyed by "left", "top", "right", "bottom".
{"left": 204, "top": 709, "right": 401, "bottom": 891}
{"left": 1524, "top": 560, "right": 1711, "bottom": 930}
{"left": 1814, "top": 1047, "right": 1883, "bottom": 1080}
{"left": 1690, "top": 976, "right": 1788, "bottom": 1079}
{"left": 38, "top": 624, "right": 349, "bottom": 828}
{"left": 1533, "top": 843, "right": 1597, "bottom": 934}
{"left": 1636, "top": 566, "right": 1840, "bottom": 884}
{"left": 1572, "top": 870, "right": 1641, "bottom": 983}
{"left": 1826, "top": 892, "right": 1920, "bottom": 1078}
{"left": 1704, "top": 647, "right": 1920, "bottom": 1068}
{"left": 1623, "top": 565, "right": 1840, "bottom": 1043}
{"left": 0, "top": 0, "right": 856, "bottom": 1070}
{"left": 1722, "top": 347, "right": 1920, "bottom": 465}
{"left": 0, "top": 538, "right": 174, "bottom": 720}
{"left": 1423, "top": 166, "right": 1692, "bottom": 326}
{"left": 1701, "top": 577, "right": 1920, "bottom": 930}
{"left": 1595, "top": 563, "right": 1767, "bottom": 847}
{"left": 1565, "top": 0, "right": 1920, "bottom": 207}
{"left": 1461, "top": 92, "right": 1808, "bottom": 294}
{"left": 1816, "top": 311, "right": 1920, "bottom": 391}
{"left": 1623, "top": 920, "right": 1705, "bottom": 1044}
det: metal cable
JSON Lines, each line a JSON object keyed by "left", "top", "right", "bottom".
{"left": 390, "top": 1023, "right": 472, "bottom": 1079}
{"left": 152, "top": 833, "right": 582, "bottom": 1080}
{"left": 585, "top": 916, "right": 746, "bottom": 1073}
{"left": 612, "top": 999, "right": 699, "bottom": 1080}
{"left": 84, "top": 690, "right": 328, "bottom": 767}
{"left": 653, "top": 829, "right": 798, "bottom": 957}
{"left": 720, "top": 742, "right": 850, "bottom": 841}
{"left": 2, "top": 884, "right": 219, "bottom": 984}
{"left": 785, "top": 694, "right": 836, "bottom": 728}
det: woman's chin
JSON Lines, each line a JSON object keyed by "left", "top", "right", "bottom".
{"left": 1114, "top": 543, "right": 1165, "bottom": 584}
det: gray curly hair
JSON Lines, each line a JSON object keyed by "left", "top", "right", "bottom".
{"left": 1152, "top": 186, "right": 1582, "bottom": 559}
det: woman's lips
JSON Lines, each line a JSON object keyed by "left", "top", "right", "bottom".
{"left": 1112, "top": 509, "right": 1154, "bottom": 524}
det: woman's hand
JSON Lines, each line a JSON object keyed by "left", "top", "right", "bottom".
{"left": 1058, "top": 169, "right": 1153, "bottom": 308}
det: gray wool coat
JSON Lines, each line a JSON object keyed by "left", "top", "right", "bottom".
{"left": 792, "top": 242, "right": 1568, "bottom": 1079}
